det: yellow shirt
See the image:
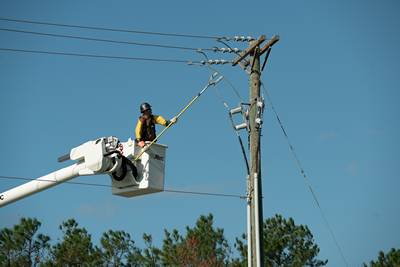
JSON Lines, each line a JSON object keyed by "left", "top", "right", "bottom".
{"left": 135, "top": 115, "right": 167, "bottom": 141}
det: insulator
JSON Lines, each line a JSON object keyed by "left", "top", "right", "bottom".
{"left": 227, "top": 35, "right": 255, "bottom": 42}
{"left": 233, "top": 35, "right": 247, "bottom": 42}
{"left": 212, "top": 47, "right": 241, "bottom": 53}
{"left": 200, "top": 59, "right": 231, "bottom": 65}
{"left": 235, "top": 123, "right": 248, "bottom": 131}
{"left": 230, "top": 106, "right": 242, "bottom": 115}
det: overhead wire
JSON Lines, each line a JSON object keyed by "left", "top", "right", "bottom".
{"left": 0, "top": 17, "right": 221, "bottom": 40}
{"left": 0, "top": 27, "right": 216, "bottom": 52}
{"left": 197, "top": 62, "right": 249, "bottom": 175}
{"left": 0, "top": 47, "right": 200, "bottom": 64}
{"left": 214, "top": 84, "right": 250, "bottom": 175}
{"left": 260, "top": 82, "right": 349, "bottom": 267}
{"left": 0, "top": 175, "right": 245, "bottom": 199}
{"left": 193, "top": 50, "right": 244, "bottom": 102}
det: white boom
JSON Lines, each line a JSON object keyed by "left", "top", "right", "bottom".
{"left": 0, "top": 136, "right": 167, "bottom": 208}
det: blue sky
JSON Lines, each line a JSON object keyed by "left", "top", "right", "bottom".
{"left": 0, "top": 0, "right": 399, "bottom": 266}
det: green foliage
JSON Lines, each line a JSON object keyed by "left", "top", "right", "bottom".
{"left": 49, "top": 218, "right": 101, "bottom": 266}
{"left": 127, "top": 233, "right": 162, "bottom": 266}
{"left": 234, "top": 214, "right": 327, "bottom": 267}
{"left": 0, "top": 217, "right": 50, "bottom": 267}
{"left": 363, "top": 248, "right": 400, "bottom": 267}
{"left": 161, "top": 214, "right": 231, "bottom": 266}
{"left": 1, "top": 213, "right": 331, "bottom": 267}
{"left": 263, "top": 214, "right": 327, "bottom": 267}
{"left": 100, "top": 229, "right": 136, "bottom": 267}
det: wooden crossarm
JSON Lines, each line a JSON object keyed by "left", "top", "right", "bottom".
{"left": 232, "top": 35, "right": 266, "bottom": 66}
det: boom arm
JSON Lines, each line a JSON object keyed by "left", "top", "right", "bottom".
{"left": 0, "top": 136, "right": 131, "bottom": 208}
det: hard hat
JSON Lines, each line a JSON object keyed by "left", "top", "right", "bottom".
{"left": 140, "top": 102, "right": 152, "bottom": 113}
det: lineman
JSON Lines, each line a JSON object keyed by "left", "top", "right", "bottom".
{"left": 135, "top": 102, "right": 177, "bottom": 148}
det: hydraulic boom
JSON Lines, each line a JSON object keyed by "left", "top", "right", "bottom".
{"left": 0, "top": 136, "right": 167, "bottom": 208}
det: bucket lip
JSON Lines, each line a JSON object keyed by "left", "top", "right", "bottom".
{"left": 144, "top": 142, "right": 168, "bottom": 149}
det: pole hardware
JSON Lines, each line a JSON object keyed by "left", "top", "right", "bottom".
{"left": 261, "top": 47, "right": 271, "bottom": 72}
{"left": 255, "top": 97, "right": 265, "bottom": 129}
{"left": 235, "top": 123, "right": 248, "bottom": 131}
{"left": 229, "top": 103, "right": 250, "bottom": 133}
{"left": 229, "top": 106, "right": 242, "bottom": 115}
{"left": 232, "top": 35, "right": 266, "bottom": 66}
{"left": 218, "top": 36, "right": 256, "bottom": 42}
{"left": 212, "top": 47, "right": 241, "bottom": 53}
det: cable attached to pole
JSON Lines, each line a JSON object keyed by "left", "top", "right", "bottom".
{"left": 0, "top": 17, "right": 221, "bottom": 40}
{"left": 0, "top": 175, "right": 245, "bottom": 199}
{"left": 261, "top": 82, "right": 349, "bottom": 267}
{"left": 189, "top": 51, "right": 249, "bottom": 175}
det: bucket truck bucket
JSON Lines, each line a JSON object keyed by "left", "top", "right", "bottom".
{"left": 111, "top": 140, "right": 167, "bottom": 197}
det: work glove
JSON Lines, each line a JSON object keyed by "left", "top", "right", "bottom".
{"left": 138, "top": 141, "right": 145, "bottom": 148}
{"left": 170, "top": 116, "right": 178, "bottom": 124}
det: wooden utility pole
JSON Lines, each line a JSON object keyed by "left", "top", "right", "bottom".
{"left": 249, "top": 40, "right": 264, "bottom": 267}
{"left": 233, "top": 35, "right": 279, "bottom": 267}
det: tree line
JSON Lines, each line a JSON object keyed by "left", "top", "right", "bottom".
{"left": 0, "top": 214, "right": 398, "bottom": 266}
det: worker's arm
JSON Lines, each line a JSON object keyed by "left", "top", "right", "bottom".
{"left": 135, "top": 119, "right": 143, "bottom": 141}
{"left": 135, "top": 119, "right": 146, "bottom": 148}
{"left": 154, "top": 115, "right": 177, "bottom": 126}
{"left": 154, "top": 115, "right": 168, "bottom": 126}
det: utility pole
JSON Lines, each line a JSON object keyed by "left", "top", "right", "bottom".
{"left": 249, "top": 40, "right": 264, "bottom": 267}
{"left": 233, "top": 35, "right": 279, "bottom": 267}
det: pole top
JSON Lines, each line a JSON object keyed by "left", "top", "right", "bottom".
{"left": 232, "top": 35, "right": 266, "bottom": 66}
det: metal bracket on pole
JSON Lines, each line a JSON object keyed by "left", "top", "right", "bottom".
{"left": 261, "top": 47, "right": 271, "bottom": 72}
{"left": 255, "top": 97, "right": 265, "bottom": 129}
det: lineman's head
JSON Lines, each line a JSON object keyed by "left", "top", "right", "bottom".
{"left": 140, "top": 102, "right": 152, "bottom": 114}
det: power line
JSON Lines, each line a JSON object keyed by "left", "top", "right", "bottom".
{"left": 0, "top": 17, "right": 220, "bottom": 40}
{"left": 0, "top": 175, "right": 245, "bottom": 199}
{"left": 205, "top": 64, "right": 244, "bottom": 102}
{"left": 261, "top": 82, "right": 349, "bottom": 267}
{"left": 199, "top": 66, "right": 249, "bottom": 175}
{"left": 163, "top": 189, "right": 245, "bottom": 199}
{"left": 0, "top": 47, "right": 200, "bottom": 64}
{"left": 0, "top": 27, "right": 215, "bottom": 52}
